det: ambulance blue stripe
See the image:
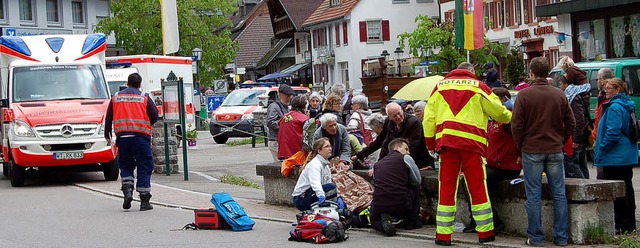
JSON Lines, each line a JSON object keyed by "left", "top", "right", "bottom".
{"left": 0, "top": 36, "right": 31, "bottom": 56}
{"left": 81, "top": 33, "right": 106, "bottom": 55}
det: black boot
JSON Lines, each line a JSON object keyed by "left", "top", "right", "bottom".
{"left": 139, "top": 193, "right": 153, "bottom": 211}
{"left": 121, "top": 184, "right": 133, "bottom": 210}
{"left": 463, "top": 218, "right": 477, "bottom": 233}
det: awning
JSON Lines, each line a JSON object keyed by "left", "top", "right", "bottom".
{"left": 281, "top": 62, "right": 310, "bottom": 74}
{"left": 536, "top": 0, "right": 640, "bottom": 17}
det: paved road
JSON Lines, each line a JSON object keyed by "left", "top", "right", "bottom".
{"left": 0, "top": 175, "right": 462, "bottom": 247}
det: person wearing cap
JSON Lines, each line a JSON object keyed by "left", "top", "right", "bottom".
{"left": 267, "top": 84, "right": 294, "bottom": 161}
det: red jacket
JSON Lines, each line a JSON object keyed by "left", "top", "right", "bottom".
{"left": 112, "top": 92, "right": 152, "bottom": 136}
{"left": 486, "top": 121, "right": 521, "bottom": 171}
{"left": 277, "top": 110, "right": 309, "bottom": 159}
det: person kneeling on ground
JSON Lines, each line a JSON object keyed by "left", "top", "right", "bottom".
{"left": 292, "top": 137, "right": 338, "bottom": 211}
{"left": 370, "top": 138, "right": 422, "bottom": 236}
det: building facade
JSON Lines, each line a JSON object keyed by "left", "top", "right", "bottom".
{"left": 0, "top": 0, "right": 113, "bottom": 50}
{"left": 303, "top": 0, "right": 439, "bottom": 91}
{"left": 441, "top": 0, "right": 566, "bottom": 81}
{"left": 537, "top": 0, "right": 640, "bottom": 62}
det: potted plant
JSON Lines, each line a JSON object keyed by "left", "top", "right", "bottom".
{"left": 185, "top": 124, "right": 198, "bottom": 149}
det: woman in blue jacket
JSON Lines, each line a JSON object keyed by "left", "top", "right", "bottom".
{"left": 594, "top": 78, "right": 637, "bottom": 234}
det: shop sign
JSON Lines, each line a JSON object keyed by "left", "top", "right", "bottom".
{"left": 534, "top": 25, "right": 554, "bottom": 36}
{"left": 514, "top": 29, "right": 531, "bottom": 38}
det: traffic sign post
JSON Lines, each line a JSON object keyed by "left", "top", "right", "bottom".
{"left": 207, "top": 96, "right": 225, "bottom": 112}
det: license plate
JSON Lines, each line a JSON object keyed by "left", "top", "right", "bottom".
{"left": 220, "top": 127, "right": 231, "bottom": 132}
{"left": 53, "top": 152, "right": 84, "bottom": 160}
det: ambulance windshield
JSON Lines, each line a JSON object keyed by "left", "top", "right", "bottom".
{"left": 12, "top": 65, "right": 109, "bottom": 102}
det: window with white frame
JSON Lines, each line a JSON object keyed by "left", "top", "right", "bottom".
{"left": 366, "top": 20, "right": 382, "bottom": 43}
{"left": 339, "top": 62, "right": 349, "bottom": 88}
{"left": 46, "top": 0, "right": 61, "bottom": 25}
{"left": 330, "top": 0, "right": 341, "bottom": 7}
{"left": 497, "top": 0, "right": 504, "bottom": 28}
{"left": 72, "top": 1, "right": 86, "bottom": 26}
{"left": 19, "top": 0, "right": 35, "bottom": 24}
{"left": 393, "top": 0, "right": 410, "bottom": 3}
{"left": 0, "top": 0, "right": 6, "bottom": 23}
{"left": 513, "top": 0, "right": 521, "bottom": 25}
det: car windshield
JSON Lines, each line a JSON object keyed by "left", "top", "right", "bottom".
{"left": 13, "top": 65, "right": 109, "bottom": 102}
{"left": 221, "top": 89, "right": 266, "bottom": 106}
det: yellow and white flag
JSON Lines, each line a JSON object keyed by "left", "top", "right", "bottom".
{"left": 160, "top": 0, "right": 179, "bottom": 55}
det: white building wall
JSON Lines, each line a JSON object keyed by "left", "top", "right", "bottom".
{"left": 309, "top": 0, "right": 439, "bottom": 91}
{"left": 0, "top": 0, "right": 112, "bottom": 44}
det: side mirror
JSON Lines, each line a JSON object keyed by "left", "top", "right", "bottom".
{"left": 0, "top": 99, "right": 8, "bottom": 108}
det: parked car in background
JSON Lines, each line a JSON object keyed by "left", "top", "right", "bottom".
{"left": 549, "top": 58, "right": 640, "bottom": 118}
{"left": 209, "top": 86, "right": 309, "bottom": 144}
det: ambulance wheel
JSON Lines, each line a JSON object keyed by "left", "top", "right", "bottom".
{"left": 9, "top": 160, "right": 25, "bottom": 187}
{"left": 2, "top": 163, "right": 8, "bottom": 177}
{"left": 213, "top": 136, "right": 228, "bottom": 144}
{"left": 103, "top": 160, "right": 119, "bottom": 181}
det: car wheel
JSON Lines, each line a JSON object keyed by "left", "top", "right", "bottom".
{"left": 2, "top": 163, "right": 8, "bottom": 177}
{"left": 103, "top": 160, "right": 119, "bottom": 181}
{"left": 213, "top": 136, "right": 228, "bottom": 144}
{"left": 9, "top": 160, "right": 25, "bottom": 187}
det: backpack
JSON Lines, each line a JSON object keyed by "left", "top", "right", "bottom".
{"left": 289, "top": 213, "right": 348, "bottom": 243}
{"left": 303, "top": 118, "right": 319, "bottom": 151}
{"left": 356, "top": 112, "right": 374, "bottom": 145}
{"left": 210, "top": 193, "right": 255, "bottom": 231}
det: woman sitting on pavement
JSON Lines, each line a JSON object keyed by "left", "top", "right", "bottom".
{"left": 292, "top": 137, "right": 338, "bottom": 211}
{"left": 594, "top": 78, "right": 637, "bottom": 235}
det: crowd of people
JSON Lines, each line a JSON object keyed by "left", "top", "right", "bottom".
{"left": 267, "top": 55, "right": 637, "bottom": 246}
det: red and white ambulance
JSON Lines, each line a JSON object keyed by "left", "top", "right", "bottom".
{"left": 0, "top": 33, "right": 117, "bottom": 186}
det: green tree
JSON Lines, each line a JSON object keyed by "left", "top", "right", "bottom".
{"left": 505, "top": 48, "right": 527, "bottom": 87}
{"left": 398, "top": 15, "right": 507, "bottom": 77}
{"left": 95, "top": 0, "right": 239, "bottom": 85}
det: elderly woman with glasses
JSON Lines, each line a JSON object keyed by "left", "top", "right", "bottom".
{"left": 317, "top": 94, "right": 344, "bottom": 125}
{"left": 594, "top": 77, "right": 637, "bottom": 235}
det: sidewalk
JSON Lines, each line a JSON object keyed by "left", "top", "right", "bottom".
{"left": 74, "top": 177, "right": 592, "bottom": 248}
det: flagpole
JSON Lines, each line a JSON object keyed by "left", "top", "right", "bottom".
{"left": 467, "top": 50, "right": 470, "bottom": 63}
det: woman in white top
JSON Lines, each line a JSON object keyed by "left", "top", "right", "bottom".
{"left": 347, "top": 94, "right": 372, "bottom": 133}
{"left": 292, "top": 137, "right": 338, "bottom": 211}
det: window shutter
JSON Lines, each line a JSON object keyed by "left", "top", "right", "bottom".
{"left": 343, "top": 22, "right": 348, "bottom": 45}
{"left": 382, "top": 20, "right": 390, "bottom": 41}
{"left": 359, "top": 21, "right": 367, "bottom": 42}
{"left": 335, "top": 25, "right": 340, "bottom": 45}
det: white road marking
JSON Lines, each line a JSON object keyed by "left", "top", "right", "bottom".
{"left": 189, "top": 171, "right": 220, "bottom": 181}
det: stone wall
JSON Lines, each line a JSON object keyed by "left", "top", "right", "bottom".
{"left": 152, "top": 120, "right": 179, "bottom": 174}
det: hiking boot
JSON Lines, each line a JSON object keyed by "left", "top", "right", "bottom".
{"left": 463, "top": 222, "right": 477, "bottom": 233}
{"left": 380, "top": 214, "right": 396, "bottom": 236}
{"left": 479, "top": 235, "right": 495, "bottom": 243}
{"left": 435, "top": 239, "right": 452, "bottom": 246}
{"left": 121, "top": 184, "right": 133, "bottom": 210}
{"left": 139, "top": 193, "right": 153, "bottom": 211}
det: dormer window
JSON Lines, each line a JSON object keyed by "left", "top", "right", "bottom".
{"left": 330, "top": 0, "right": 341, "bottom": 7}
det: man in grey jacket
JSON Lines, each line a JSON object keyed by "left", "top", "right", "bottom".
{"left": 267, "top": 84, "right": 294, "bottom": 161}
{"left": 313, "top": 113, "right": 351, "bottom": 171}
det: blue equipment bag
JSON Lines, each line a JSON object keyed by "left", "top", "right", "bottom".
{"left": 210, "top": 193, "right": 255, "bottom": 231}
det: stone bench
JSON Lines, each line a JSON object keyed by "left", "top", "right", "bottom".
{"left": 256, "top": 162, "right": 625, "bottom": 244}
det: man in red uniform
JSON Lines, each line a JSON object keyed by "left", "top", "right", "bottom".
{"left": 424, "top": 62, "right": 512, "bottom": 246}
{"left": 105, "top": 73, "right": 159, "bottom": 211}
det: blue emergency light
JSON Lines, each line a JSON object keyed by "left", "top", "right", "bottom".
{"left": 81, "top": 33, "right": 106, "bottom": 55}
{"left": 45, "top": 37, "right": 64, "bottom": 53}
{"left": 0, "top": 36, "right": 31, "bottom": 56}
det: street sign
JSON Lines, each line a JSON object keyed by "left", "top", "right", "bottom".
{"left": 207, "top": 96, "right": 225, "bottom": 112}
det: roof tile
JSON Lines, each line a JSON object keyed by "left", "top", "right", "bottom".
{"left": 303, "top": 0, "right": 359, "bottom": 27}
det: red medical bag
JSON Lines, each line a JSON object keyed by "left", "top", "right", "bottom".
{"left": 194, "top": 208, "right": 228, "bottom": 229}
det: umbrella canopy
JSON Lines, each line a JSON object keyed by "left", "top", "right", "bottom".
{"left": 257, "top": 72, "right": 292, "bottom": 81}
{"left": 392, "top": 75, "right": 445, "bottom": 101}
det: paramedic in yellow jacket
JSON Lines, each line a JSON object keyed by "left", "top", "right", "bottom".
{"left": 424, "top": 62, "right": 512, "bottom": 246}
